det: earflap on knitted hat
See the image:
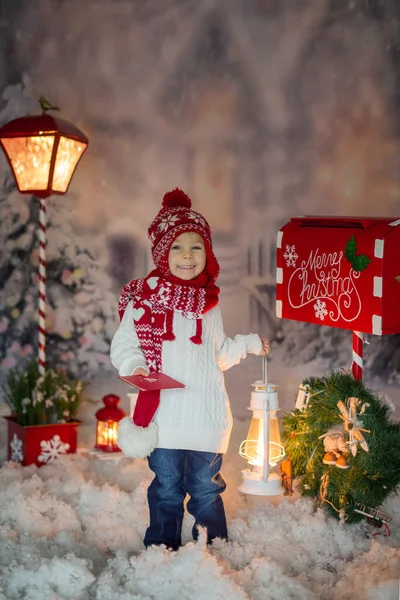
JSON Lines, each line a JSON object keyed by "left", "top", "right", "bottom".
{"left": 148, "top": 188, "right": 220, "bottom": 282}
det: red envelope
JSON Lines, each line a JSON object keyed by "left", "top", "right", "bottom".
{"left": 118, "top": 372, "right": 185, "bottom": 391}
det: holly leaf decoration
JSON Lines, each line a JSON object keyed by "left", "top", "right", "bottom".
{"left": 352, "top": 254, "right": 372, "bottom": 272}
{"left": 345, "top": 235, "right": 357, "bottom": 261}
{"left": 344, "top": 235, "right": 371, "bottom": 272}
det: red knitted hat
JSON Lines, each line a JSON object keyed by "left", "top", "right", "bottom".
{"left": 148, "top": 188, "right": 219, "bottom": 282}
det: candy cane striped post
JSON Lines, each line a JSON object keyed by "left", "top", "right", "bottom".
{"left": 352, "top": 331, "right": 363, "bottom": 380}
{"left": 38, "top": 199, "right": 46, "bottom": 376}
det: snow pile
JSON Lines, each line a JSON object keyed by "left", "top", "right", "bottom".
{"left": 0, "top": 430, "right": 399, "bottom": 600}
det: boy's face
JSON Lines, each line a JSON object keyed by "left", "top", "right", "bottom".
{"left": 168, "top": 232, "right": 206, "bottom": 280}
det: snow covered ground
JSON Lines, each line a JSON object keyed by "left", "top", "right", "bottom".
{"left": 1, "top": 424, "right": 399, "bottom": 600}
{"left": 1, "top": 351, "right": 399, "bottom": 600}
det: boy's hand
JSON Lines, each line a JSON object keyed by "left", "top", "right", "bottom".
{"left": 133, "top": 367, "right": 150, "bottom": 377}
{"left": 259, "top": 337, "right": 271, "bottom": 356}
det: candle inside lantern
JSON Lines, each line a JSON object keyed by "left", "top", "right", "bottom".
{"left": 242, "top": 406, "right": 283, "bottom": 467}
{"left": 96, "top": 420, "right": 119, "bottom": 448}
{"left": 108, "top": 425, "right": 115, "bottom": 443}
{"left": 95, "top": 394, "right": 126, "bottom": 453}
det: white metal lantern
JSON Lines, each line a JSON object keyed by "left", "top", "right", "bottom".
{"left": 239, "top": 356, "right": 285, "bottom": 496}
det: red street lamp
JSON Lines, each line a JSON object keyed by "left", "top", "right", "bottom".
{"left": 0, "top": 101, "right": 88, "bottom": 375}
{"left": 95, "top": 394, "right": 126, "bottom": 453}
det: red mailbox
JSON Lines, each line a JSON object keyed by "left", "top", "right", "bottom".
{"left": 276, "top": 216, "right": 400, "bottom": 336}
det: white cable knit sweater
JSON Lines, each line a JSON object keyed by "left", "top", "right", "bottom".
{"left": 110, "top": 301, "right": 262, "bottom": 454}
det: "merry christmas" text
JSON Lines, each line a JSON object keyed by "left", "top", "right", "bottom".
{"left": 287, "top": 248, "right": 361, "bottom": 322}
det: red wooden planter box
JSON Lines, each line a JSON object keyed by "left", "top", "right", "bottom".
{"left": 4, "top": 417, "right": 81, "bottom": 467}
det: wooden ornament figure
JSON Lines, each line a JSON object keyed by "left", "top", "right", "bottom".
{"left": 319, "top": 428, "right": 350, "bottom": 469}
{"left": 337, "top": 397, "right": 370, "bottom": 457}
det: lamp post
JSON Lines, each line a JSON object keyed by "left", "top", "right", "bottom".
{"left": 239, "top": 356, "right": 285, "bottom": 496}
{"left": 0, "top": 100, "right": 88, "bottom": 375}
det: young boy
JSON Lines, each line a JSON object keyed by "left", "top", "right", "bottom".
{"left": 110, "top": 188, "right": 270, "bottom": 550}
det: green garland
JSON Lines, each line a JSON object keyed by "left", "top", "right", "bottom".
{"left": 282, "top": 371, "right": 400, "bottom": 523}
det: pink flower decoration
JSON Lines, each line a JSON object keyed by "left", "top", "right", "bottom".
{"left": 21, "top": 345, "right": 33, "bottom": 356}
{"left": 61, "top": 269, "right": 73, "bottom": 285}
{"left": 2, "top": 356, "right": 17, "bottom": 368}
{"left": 75, "top": 292, "right": 89, "bottom": 304}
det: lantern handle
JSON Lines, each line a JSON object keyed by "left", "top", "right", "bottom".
{"left": 262, "top": 352, "right": 270, "bottom": 483}
{"left": 262, "top": 353, "right": 268, "bottom": 386}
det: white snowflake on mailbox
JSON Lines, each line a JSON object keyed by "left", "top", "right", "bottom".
{"left": 314, "top": 299, "right": 328, "bottom": 321}
{"left": 38, "top": 435, "right": 70, "bottom": 464}
{"left": 283, "top": 244, "right": 299, "bottom": 268}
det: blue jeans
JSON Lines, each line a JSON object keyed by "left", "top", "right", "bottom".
{"left": 144, "top": 449, "right": 227, "bottom": 550}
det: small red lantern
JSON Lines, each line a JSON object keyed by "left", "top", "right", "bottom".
{"left": 95, "top": 394, "right": 126, "bottom": 453}
{"left": 0, "top": 113, "right": 88, "bottom": 198}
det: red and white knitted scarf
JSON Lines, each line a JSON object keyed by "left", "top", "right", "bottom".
{"left": 118, "top": 268, "right": 219, "bottom": 427}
